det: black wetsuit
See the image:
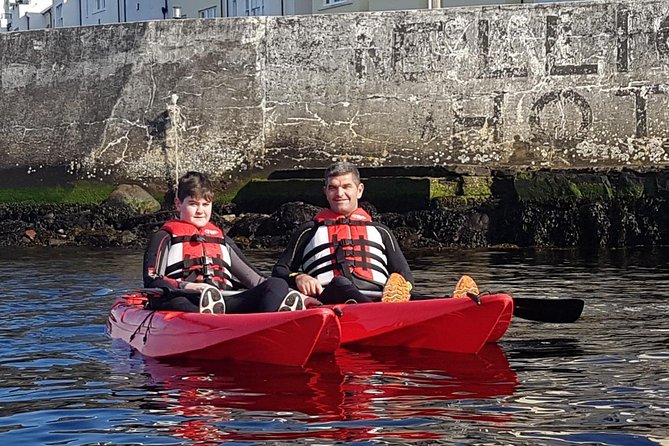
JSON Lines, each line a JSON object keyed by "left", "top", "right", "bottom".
{"left": 272, "top": 220, "right": 413, "bottom": 304}
{"left": 144, "top": 228, "right": 289, "bottom": 313}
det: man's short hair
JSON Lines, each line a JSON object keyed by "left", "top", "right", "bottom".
{"left": 177, "top": 171, "right": 214, "bottom": 202}
{"left": 324, "top": 161, "right": 361, "bottom": 185}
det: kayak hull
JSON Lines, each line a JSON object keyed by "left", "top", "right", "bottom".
{"left": 486, "top": 295, "right": 514, "bottom": 343}
{"left": 332, "top": 294, "right": 513, "bottom": 354}
{"left": 107, "top": 295, "right": 341, "bottom": 367}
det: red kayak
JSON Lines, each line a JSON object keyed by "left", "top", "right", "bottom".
{"left": 329, "top": 293, "right": 513, "bottom": 354}
{"left": 107, "top": 293, "right": 341, "bottom": 367}
{"left": 486, "top": 294, "right": 514, "bottom": 343}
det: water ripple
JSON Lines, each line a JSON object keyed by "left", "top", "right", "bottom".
{"left": 0, "top": 247, "right": 667, "bottom": 444}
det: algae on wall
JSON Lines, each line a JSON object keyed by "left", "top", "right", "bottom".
{"left": 0, "top": 182, "right": 116, "bottom": 204}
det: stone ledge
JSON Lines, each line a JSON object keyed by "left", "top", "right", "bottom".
{"left": 232, "top": 177, "right": 463, "bottom": 213}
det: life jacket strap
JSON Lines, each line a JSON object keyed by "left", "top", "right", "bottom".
{"left": 172, "top": 234, "right": 226, "bottom": 244}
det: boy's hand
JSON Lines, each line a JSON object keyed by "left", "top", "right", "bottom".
{"left": 295, "top": 274, "right": 323, "bottom": 297}
{"left": 182, "top": 282, "right": 213, "bottom": 292}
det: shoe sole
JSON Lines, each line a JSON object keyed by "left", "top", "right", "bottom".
{"left": 278, "top": 292, "right": 304, "bottom": 311}
{"left": 200, "top": 288, "right": 225, "bottom": 314}
{"left": 382, "top": 273, "right": 411, "bottom": 303}
{"left": 453, "top": 275, "right": 479, "bottom": 299}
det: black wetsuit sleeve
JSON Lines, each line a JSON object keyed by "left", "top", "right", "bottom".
{"left": 143, "top": 229, "right": 180, "bottom": 289}
{"left": 272, "top": 222, "right": 316, "bottom": 288}
{"left": 226, "top": 236, "right": 267, "bottom": 289}
{"left": 375, "top": 223, "right": 414, "bottom": 286}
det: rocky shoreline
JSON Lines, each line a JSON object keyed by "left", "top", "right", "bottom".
{"left": 2, "top": 169, "right": 667, "bottom": 251}
{"left": 3, "top": 193, "right": 667, "bottom": 252}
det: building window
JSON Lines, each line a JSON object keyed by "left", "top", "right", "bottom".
{"left": 199, "top": 6, "right": 217, "bottom": 18}
{"left": 55, "top": 3, "right": 63, "bottom": 27}
{"left": 245, "top": 0, "right": 263, "bottom": 16}
{"left": 324, "top": 0, "right": 348, "bottom": 4}
{"left": 95, "top": 0, "right": 106, "bottom": 10}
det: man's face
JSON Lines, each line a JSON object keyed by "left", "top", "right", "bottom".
{"left": 176, "top": 195, "right": 212, "bottom": 228}
{"left": 324, "top": 173, "right": 364, "bottom": 216}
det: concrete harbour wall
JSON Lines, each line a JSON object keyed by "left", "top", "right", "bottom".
{"left": 1, "top": 1, "right": 669, "bottom": 191}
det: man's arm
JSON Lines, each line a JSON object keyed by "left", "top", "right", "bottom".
{"left": 376, "top": 223, "right": 414, "bottom": 286}
{"left": 272, "top": 222, "right": 324, "bottom": 296}
{"left": 272, "top": 223, "right": 313, "bottom": 283}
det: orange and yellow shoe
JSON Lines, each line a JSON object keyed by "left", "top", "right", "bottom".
{"left": 453, "top": 275, "right": 479, "bottom": 299}
{"left": 382, "top": 273, "right": 412, "bottom": 303}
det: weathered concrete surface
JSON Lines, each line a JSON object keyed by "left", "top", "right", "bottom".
{"left": 0, "top": 19, "right": 266, "bottom": 188}
{"left": 1, "top": 1, "right": 669, "bottom": 191}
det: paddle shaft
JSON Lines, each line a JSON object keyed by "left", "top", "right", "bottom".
{"left": 360, "top": 290, "right": 584, "bottom": 323}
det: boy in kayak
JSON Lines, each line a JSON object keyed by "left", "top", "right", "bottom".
{"left": 272, "top": 161, "right": 416, "bottom": 304}
{"left": 144, "top": 171, "right": 305, "bottom": 314}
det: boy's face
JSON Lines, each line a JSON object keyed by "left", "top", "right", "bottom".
{"left": 175, "top": 195, "right": 212, "bottom": 228}
{"left": 324, "top": 173, "right": 364, "bottom": 216}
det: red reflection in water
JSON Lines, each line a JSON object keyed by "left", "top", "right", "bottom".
{"left": 141, "top": 344, "right": 517, "bottom": 443}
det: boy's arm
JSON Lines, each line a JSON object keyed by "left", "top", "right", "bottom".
{"left": 143, "top": 230, "right": 180, "bottom": 289}
{"left": 226, "top": 236, "right": 266, "bottom": 289}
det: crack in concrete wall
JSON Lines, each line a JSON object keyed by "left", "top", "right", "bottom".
{"left": 1, "top": 1, "right": 668, "bottom": 189}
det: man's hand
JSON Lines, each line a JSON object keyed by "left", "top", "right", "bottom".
{"left": 295, "top": 273, "right": 323, "bottom": 297}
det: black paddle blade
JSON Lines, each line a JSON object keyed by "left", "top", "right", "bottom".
{"left": 513, "top": 297, "right": 584, "bottom": 323}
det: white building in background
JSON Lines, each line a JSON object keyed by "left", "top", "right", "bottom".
{"left": 225, "top": 0, "right": 311, "bottom": 17}
{"left": 2, "top": 0, "right": 52, "bottom": 31}
{"left": 50, "top": 0, "right": 313, "bottom": 28}
{"left": 0, "top": 0, "right": 11, "bottom": 31}
{"left": 311, "top": 0, "right": 525, "bottom": 14}
{"left": 2, "top": 0, "right": 553, "bottom": 32}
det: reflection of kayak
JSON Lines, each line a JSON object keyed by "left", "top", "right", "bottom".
{"left": 329, "top": 293, "right": 513, "bottom": 354}
{"left": 137, "top": 343, "right": 516, "bottom": 443}
{"left": 107, "top": 293, "right": 341, "bottom": 367}
{"left": 338, "top": 343, "right": 518, "bottom": 422}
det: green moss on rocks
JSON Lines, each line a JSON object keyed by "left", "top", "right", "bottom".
{"left": 576, "top": 181, "right": 614, "bottom": 200}
{"left": 462, "top": 176, "right": 492, "bottom": 198}
{"left": 431, "top": 195, "right": 475, "bottom": 208}
{"left": 429, "top": 179, "right": 459, "bottom": 198}
{"left": 516, "top": 172, "right": 622, "bottom": 202}
{"left": 614, "top": 173, "right": 646, "bottom": 199}
{"left": 515, "top": 172, "right": 578, "bottom": 202}
{"left": 0, "top": 182, "right": 116, "bottom": 204}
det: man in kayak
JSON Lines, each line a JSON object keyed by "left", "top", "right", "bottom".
{"left": 144, "top": 171, "right": 305, "bottom": 314}
{"left": 272, "top": 161, "right": 416, "bottom": 304}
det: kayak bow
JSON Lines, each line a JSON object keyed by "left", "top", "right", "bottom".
{"left": 107, "top": 292, "right": 341, "bottom": 367}
{"left": 330, "top": 293, "right": 514, "bottom": 354}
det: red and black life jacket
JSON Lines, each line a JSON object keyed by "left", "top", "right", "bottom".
{"left": 302, "top": 208, "right": 390, "bottom": 287}
{"left": 161, "top": 220, "right": 233, "bottom": 288}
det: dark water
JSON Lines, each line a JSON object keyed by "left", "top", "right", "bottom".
{"left": 0, "top": 247, "right": 667, "bottom": 445}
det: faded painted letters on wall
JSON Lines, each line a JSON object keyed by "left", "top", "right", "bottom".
{"left": 0, "top": 1, "right": 668, "bottom": 185}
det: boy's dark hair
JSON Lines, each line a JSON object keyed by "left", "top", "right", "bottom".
{"left": 177, "top": 171, "right": 214, "bottom": 202}
{"left": 324, "top": 161, "right": 361, "bottom": 185}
